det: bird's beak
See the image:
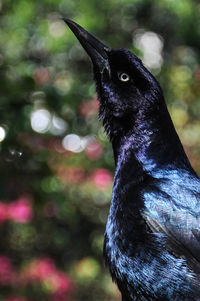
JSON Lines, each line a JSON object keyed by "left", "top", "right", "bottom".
{"left": 63, "top": 18, "right": 111, "bottom": 74}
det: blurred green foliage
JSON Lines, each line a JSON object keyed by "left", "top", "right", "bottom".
{"left": 0, "top": 0, "right": 200, "bottom": 300}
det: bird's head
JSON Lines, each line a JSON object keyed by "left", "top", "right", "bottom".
{"left": 64, "top": 19, "right": 163, "bottom": 140}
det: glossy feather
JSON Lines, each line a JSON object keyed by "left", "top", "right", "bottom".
{"left": 64, "top": 20, "right": 200, "bottom": 300}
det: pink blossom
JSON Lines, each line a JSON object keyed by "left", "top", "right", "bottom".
{"left": 79, "top": 97, "right": 99, "bottom": 119}
{"left": 25, "top": 259, "right": 70, "bottom": 292}
{"left": 0, "top": 256, "right": 13, "bottom": 285}
{"left": 45, "top": 271, "right": 70, "bottom": 293}
{"left": 85, "top": 141, "right": 103, "bottom": 160}
{"left": 58, "top": 166, "right": 85, "bottom": 184}
{"left": 33, "top": 67, "right": 49, "bottom": 85}
{"left": 56, "top": 273, "right": 70, "bottom": 292}
{"left": 24, "top": 258, "right": 56, "bottom": 281}
{"left": 92, "top": 168, "right": 113, "bottom": 190}
{"left": 0, "top": 202, "right": 8, "bottom": 223}
{"left": 20, "top": 258, "right": 73, "bottom": 299}
{"left": 8, "top": 198, "right": 33, "bottom": 223}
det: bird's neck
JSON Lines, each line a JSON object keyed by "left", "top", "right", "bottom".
{"left": 112, "top": 102, "right": 193, "bottom": 183}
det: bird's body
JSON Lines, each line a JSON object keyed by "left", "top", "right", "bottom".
{"left": 64, "top": 20, "right": 200, "bottom": 300}
{"left": 104, "top": 163, "right": 200, "bottom": 300}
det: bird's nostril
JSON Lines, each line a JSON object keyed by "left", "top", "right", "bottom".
{"left": 101, "top": 66, "right": 111, "bottom": 80}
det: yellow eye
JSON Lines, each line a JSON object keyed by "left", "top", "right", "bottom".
{"left": 119, "top": 73, "right": 130, "bottom": 82}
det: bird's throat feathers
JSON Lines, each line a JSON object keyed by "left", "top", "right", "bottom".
{"left": 108, "top": 101, "right": 192, "bottom": 178}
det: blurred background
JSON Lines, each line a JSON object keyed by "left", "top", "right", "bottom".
{"left": 0, "top": 0, "right": 200, "bottom": 300}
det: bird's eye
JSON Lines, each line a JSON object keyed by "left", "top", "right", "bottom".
{"left": 119, "top": 73, "right": 130, "bottom": 82}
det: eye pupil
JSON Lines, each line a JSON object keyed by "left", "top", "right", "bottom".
{"left": 119, "top": 73, "right": 130, "bottom": 82}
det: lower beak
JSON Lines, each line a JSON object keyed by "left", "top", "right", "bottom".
{"left": 63, "top": 18, "right": 111, "bottom": 73}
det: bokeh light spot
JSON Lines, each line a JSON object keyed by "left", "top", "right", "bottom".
{"left": 49, "top": 21, "right": 66, "bottom": 38}
{"left": 31, "top": 109, "right": 51, "bottom": 133}
{"left": 50, "top": 115, "right": 67, "bottom": 136}
{"left": 0, "top": 126, "right": 6, "bottom": 142}
{"left": 62, "top": 134, "right": 92, "bottom": 153}
{"left": 134, "top": 31, "right": 163, "bottom": 70}
{"left": 62, "top": 134, "right": 81, "bottom": 152}
{"left": 74, "top": 257, "right": 100, "bottom": 280}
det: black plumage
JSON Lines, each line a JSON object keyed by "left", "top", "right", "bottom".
{"left": 63, "top": 19, "right": 200, "bottom": 300}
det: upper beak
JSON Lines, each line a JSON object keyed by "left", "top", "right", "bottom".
{"left": 62, "top": 18, "right": 111, "bottom": 73}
